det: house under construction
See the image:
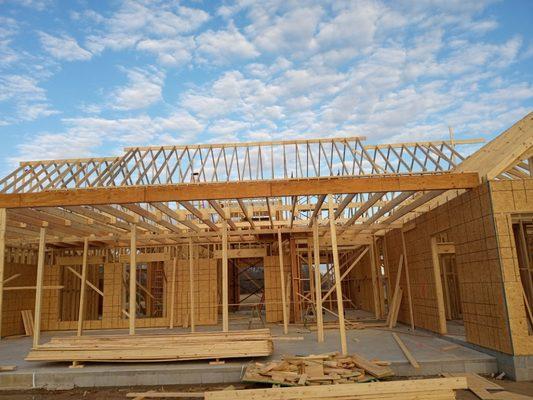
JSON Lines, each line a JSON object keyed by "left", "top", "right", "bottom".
{"left": 0, "top": 112, "right": 532, "bottom": 384}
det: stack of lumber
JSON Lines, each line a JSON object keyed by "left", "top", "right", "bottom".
{"left": 204, "top": 377, "right": 468, "bottom": 399}
{"left": 243, "top": 352, "right": 393, "bottom": 386}
{"left": 442, "top": 373, "right": 533, "bottom": 400}
{"left": 25, "top": 329, "right": 273, "bottom": 363}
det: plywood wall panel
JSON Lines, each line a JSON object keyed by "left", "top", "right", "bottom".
{"left": 1, "top": 261, "right": 37, "bottom": 337}
{"left": 489, "top": 179, "right": 533, "bottom": 356}
{"left": 264, "top": 255, "right": 290, "bottom": 323}
{"left": 384, "top": 182, "right": 517, "bottom": 354}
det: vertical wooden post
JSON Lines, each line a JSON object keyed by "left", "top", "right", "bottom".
{"left": 76, "top": 237, "right": 89, "bottom": 336}
{"left": 328, "top": 194, "right": 347, "bottom": 355}
{"left": 441, "top": 256, "right": 452, "bottom": 319}
{"left": 129, "top": 224, "right": 136, "bottom": 335}
{"left": 222, "top": 221, "right": 229, "bottom": 332}
{"left": 307, "top": 239, "right": 315, "bottom": 306}
{"left": 401, "top": 229, "right": 415, "bottom": 331}
{"left": 312, "top": 218, "right": 324, "bottom": 342}
{"left": 369, "top": 237, "right": 380, "bottom": 319}
{"left": 430, "top": 236, "right": 448, "bottom": 334}
{"left": 518, "top": 222, "right": 533, "bottom": 304}
{"left": 290, "top": 238, "right": 301, "bottom": 322}
{"left": 375, "top": 237, "right": 386, "bottom": 318}
{"left": 277, "top": 230, "right": 289, "bottom": 334}
{"left": 169, "top": 256, "right": 177, "bottom": 329}
{"left": 33, "top": 227, "right": 46, "bottom": 348}
{"left": 0, "top": 209, "right": 6, "bottom": 340}
{"left": 382, "top": 235, "right": 392, "bottom": 306}
{"left": 188, "top": 237, "right": 196, "bottom": 332}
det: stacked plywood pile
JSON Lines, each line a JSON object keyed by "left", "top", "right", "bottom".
{"left": 26, "top": 329, "right": 273, "bottom": 363}
{"left": 205, "top": 377, "right": 468, "bottom": 399}
{"left": 243, "top": 352, "right": 393, "bottom": 386}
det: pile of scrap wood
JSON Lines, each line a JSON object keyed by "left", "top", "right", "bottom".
{"left": 243, "top": 352, "right": 393, "bottom": 386}
{"left": 25, "top": 329, "right": 273, "bottom": 363}
{"left": 204, "top": 377, "right": 468, "bottom": 399}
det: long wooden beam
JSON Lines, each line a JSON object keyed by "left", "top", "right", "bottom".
{"left": 278, "top": 230, "right": 289, "bottom": 335}
{"left": 221, "top": 221, "right": 229, "bottom": 332}
{"left": 328, "top": 194, "right": 347, "bottom": 355}
{"left": 129, "top": 224, "right": 136, "bottom": 335}
{"left": 188, "top": 237, "right": 196, "bottom": 333}
{"left": 312, "top": 218, "right": 324, "bottom": 342}
{"left": 0, "top": 173, "right": 479, "bottom": 208}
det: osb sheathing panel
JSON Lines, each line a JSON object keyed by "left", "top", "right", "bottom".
{"left": 174, "top": 258, "right": 218, "bottom": 326}
{"left": 1, "top": 262, "right": 37, "bottom": 337}
{"left": 385, "top": 182, "right": 514, "bottom": 354}
{"left": 58, "top": 265, "right": 100, "bottom": 322}
{"left": 41, "top": 262, "right": 171, "bottom": 331}
{"left": 347, "top": 250, "right": 375, "bottom": 313}
{"left": 264, "top": 254, "right": 290, "bottom": 323}
{"left": 490, "top": 178, "right": 533, "bottom": 356}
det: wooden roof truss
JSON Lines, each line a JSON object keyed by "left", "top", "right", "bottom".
{"left": 0, "top": 136, "right": 486, "bottom": 247}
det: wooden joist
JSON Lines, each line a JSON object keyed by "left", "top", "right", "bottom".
{"left": 25, "top": 329, "right": 273, "bottom": 363}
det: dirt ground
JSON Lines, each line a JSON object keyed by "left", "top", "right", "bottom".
{"left": 0, "top": 378, "right": 532, "bottom": 399}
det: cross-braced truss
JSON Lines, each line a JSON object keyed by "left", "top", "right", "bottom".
{"left": 1, "top": 137, "right": 482, "bottom": 193}
{"left": 0, "top": 136, "right": 487, "bottom": 247}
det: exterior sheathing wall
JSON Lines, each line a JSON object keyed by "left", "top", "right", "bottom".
{"left": 490, "top": 179, "right": 533, "bottom": 355}
{"left": 385, "top": 182, "right": 516, "bottom": 354}
{"left": 347, "top": 251, "right": 376, "bottom": 313}
{"left": 39, "top": 258, "right": 219, "bottom": 331}
{"left": 0, "top": 251, "right": 37, "bottom": 337}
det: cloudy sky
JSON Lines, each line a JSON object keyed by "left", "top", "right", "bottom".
{"left": 0, "top": 0, "right": 531, "bottom": 176}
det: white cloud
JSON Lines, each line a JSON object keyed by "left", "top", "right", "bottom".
{"left": 137, "top": 38, "right": 193, "bottom": 66}
{"left": 248, "top": 6, "right": 323, "bottom": 55}
{"left": 39, "top": 32, "right": 92, "bottom": 61}
{"left": 86, "top": 1, "right": 209, "bottom": 55}
{"left": 109, "top": 67, "right": 165, "bottom": 111}
{"left": 207, "top": 119, "right": 250, "bottom": 136}
{"left": 0, "top": 74, "right": 58, "bottom": 122}
{"left": 17, "top": 102, "right": 58, "bottom": 120}
{"left": 466, "top": 18, "right": 498, "bottom": 34}
{"left": 14, "top": 0, "right": 52, "bottom": 11}
{"left": 154, "top": 110, "right": 205, "bottom": 135}
{"left": 2, "top": 0, "right": 531, "bottom": 171}
{"left": 0, "top": 16, "right": 18, "bottom": 39}
{"left": 11, "top": 111, "right": 205, "bottom": 162}
{"left": 196, "top": 23, "right": 259, "bottom": 64}
{"left": 316, "top": 1, "right": 382, "bottom": 49}
{"left": 245, "top": 57, "right": 292, "bottom": 78}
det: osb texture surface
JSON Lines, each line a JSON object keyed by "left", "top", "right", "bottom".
{"left": 490, "top": 178, "right": 533, "bottom": 355}
{"left": 385, "top": 182, "right": 517, "bottom": 354}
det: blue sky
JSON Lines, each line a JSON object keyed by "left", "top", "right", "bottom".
{"left": 0, "top": 0, "right": 531, "bottom": 176}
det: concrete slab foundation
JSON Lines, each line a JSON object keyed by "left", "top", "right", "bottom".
{"left": 443, "top": 333, "right": 533, "bottom": 381}
{"left": 0, "top": 322, "right": 497, "bottom": 390}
